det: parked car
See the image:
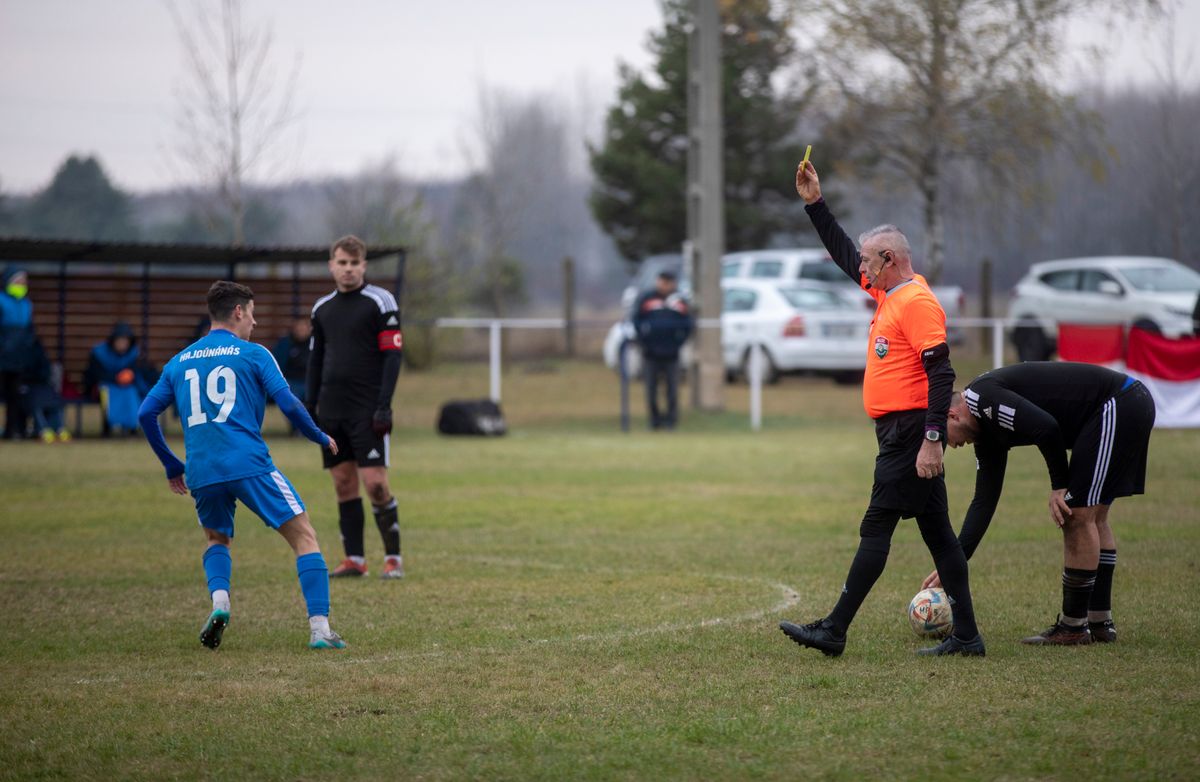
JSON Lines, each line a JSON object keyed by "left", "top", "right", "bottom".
{"left": 723, "top": 248, "right": 867, "bottom": 307}
{"left": 721, "top": 248, "right": 965, "bottom": 341}
{"left": 1008, "top": 256, "right": 1200, "bottom": 361}
{"left": 604, "top": 246, "right": 961, "bottom": 374}
{"left": 720, "top": 279, "right": 871, "bottom": 384}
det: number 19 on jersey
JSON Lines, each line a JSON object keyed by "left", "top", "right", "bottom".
{"left": 185, "top": 366, "right": 238, "bottom": 426}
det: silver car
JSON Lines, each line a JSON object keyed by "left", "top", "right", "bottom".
{"left": 1009, "top": 256, "right": 1200, "bottom": 360}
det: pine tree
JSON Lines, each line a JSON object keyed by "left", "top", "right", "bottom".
{"left": 26, "top": 155, "right": 138, "bottom": 241}
{"left": 589, "top": 0, "right": 822, "bottom": 262}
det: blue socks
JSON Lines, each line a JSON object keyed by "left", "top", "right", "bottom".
{"left": 203, "top": 545, "right": 330, "bottom": 619}
{"left": 296, "top": 552, "right": 331, "bottom": 618}
{"left": 202, "top": 544, "right": 232, "bottom": 595}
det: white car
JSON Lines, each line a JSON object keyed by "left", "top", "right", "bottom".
{"left": 722, "top": 247, "right": 966, "bottom": 342}
{"left": 721, "top": 279, "right": 871, "bottom": 384}
{"left": 1009, "top": 256, "right": 1200, "bottom": 360}
{"left": 722, "top": 248, "right": 870, "bottom": 308}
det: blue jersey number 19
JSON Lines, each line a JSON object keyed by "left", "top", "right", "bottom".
{"left": 184, "top": 366, "right": 238, "bottom": 426}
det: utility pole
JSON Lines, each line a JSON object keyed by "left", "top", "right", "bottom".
{"left": 687, "top": 0, "right": 725, "bottom": 411}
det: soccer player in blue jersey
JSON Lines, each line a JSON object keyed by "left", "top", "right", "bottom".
{"left": 138, "top": 281, "right": 347, "bottom": 651}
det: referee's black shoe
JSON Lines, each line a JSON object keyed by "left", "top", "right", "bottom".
{"left": 779, "top": 618, "right": 846, "bottom": 657}
{"left": 916, "top": 633, "right": 986, "bottom": 657}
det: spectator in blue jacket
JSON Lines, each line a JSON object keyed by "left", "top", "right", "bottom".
{"left": 1, "top": 265, "right": 36, "bottom": 439}
{"left": 633, "top": 270, "right": 693, "bottom": 430}
{"left": 84, "top": 322, "right": 154, "bottom": 436}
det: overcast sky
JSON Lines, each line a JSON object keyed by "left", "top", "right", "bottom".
{"left": 2, "top": 0, "right": 1197, "bottom": 195}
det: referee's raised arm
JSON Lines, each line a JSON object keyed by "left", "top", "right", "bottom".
{"left": 796, "top": 160, "right": 861, "bottom": 286}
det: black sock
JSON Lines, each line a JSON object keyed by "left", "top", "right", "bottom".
{"left": 372, "top": 498, "right": 401, "bottom": 557}
{"left": 1062, "top": 566, "right": 1097, "bottom": 623}
{"left": 916, "top": 511, "right": 979, "bottom": 640}
{"left": 827, "top": 535, "right": 892, "bottom": 635}
{"left": 1089, "top": 549, "right": 1116, "bottom": 615}
{"left": 338, "top": 498, "right": 366, "bottom": 558}
{"left": 931, "top": 548, "right": 979, "bottom": 641}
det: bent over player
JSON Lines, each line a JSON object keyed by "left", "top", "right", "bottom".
{"left": 924, "top": 362, "right": 1155, "bottom": 644}
{"left": 138, "top": 281, "right": 346, "bottom": 650}
{"left": 307, "top": 235, "right": 405, "bottom": 579}
{"left": 779, "top": 159, "right": 984, "bottom": 657}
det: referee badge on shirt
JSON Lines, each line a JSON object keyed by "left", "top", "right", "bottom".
{"left": 874, "top": 335, "right": 890, "bottom": 359}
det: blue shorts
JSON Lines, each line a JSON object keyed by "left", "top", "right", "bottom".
{"left": 191, "top": 470, "right": 306, "bottom": 537}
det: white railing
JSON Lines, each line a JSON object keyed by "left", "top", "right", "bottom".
{"left": 434, "top": 316, "right": 1018, "bottom": 428}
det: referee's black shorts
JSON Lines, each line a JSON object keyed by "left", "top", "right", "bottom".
{"left": 869, "top": 408, "right": 948, "bottom": 519}
{"left": 319, "top": 414, "right": 389, "bottom": 470}
{"left": 1066, "top": 379, "right": 1155, "bottom": 508}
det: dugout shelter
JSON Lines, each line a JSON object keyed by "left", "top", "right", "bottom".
{"left": 0, "top": 237, "right": 406, "bottom": 435}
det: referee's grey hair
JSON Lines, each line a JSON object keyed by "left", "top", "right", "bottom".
{"left": 858, "top": 224, "right": 911, "bottom": 261}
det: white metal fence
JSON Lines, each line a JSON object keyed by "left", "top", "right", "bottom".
{"left": 434, "top": 316, "right": 1020, "bottom": 430}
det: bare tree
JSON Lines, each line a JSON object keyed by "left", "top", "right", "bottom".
{"left": 324, "top": 157, "right": 427, "bottom": 246}
{"left": 324, "top": 158, "right": 455, "bottom": 367}
{"left": 454, "top": 86, "right": 575, "bottom": 316}
{"left": 1146, "top": 3, "right": 1199, "bottom": 264}
{"left": 167, "top": 0, "right": 299, "bottom": 245}
{"left": 795, "top": 0, "right": 1161, "bottom": 283}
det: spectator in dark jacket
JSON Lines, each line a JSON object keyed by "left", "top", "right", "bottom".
{"left": 1, "top": 265, "right": 36, "bottom": 439}
{"left": 22, "top": 337, "right": 69, "bottom": 442}
{"left": 633, "top": 270, "right": 693, "bottom": 430}
{"left": 272, "top": 317, "right": 312, "bottom": 403}
{"left": 84, "top": 322, "right": 154, "bottom": 436}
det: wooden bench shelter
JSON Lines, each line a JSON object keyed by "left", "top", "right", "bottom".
{"left": 1, "top": 237, "right": 405, "bottom": 431}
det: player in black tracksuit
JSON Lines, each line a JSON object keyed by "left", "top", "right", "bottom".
{"left": 308, "top": 236, "right": 405, "bottom": 579}
{"left": 929, "top": 362, "right": 1155, "bottom": 645}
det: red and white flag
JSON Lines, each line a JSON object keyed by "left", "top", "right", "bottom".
{"left": 1124, "top": 327, "right": 1200, "bottom": 428}
{"left": 1056, "top": 323, "right": 1125, "bottom": 367}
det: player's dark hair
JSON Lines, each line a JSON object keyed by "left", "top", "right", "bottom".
{"left": 207, "top": 280, "right": 255, "bottom": 322}
{"left": 330, "top": 234, "right": 367, "bottom": 260}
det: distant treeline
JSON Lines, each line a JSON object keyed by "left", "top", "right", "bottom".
{"left": 1, "top": 86, "right": 1196, "bottom": 310}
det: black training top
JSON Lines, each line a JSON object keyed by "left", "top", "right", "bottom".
{"left": 307, "top": 283, "right": 403, "bottom": 416}
{"left": 957, "top": 361, "right": 1127, "bottom": 558}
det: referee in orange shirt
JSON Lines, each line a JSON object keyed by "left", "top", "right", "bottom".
{"left": 779, "top": 160, "right": 985, "bottom": 657}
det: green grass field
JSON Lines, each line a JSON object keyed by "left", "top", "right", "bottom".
{"left": 2, "top": 360, "right": 1198, "bottom": 780}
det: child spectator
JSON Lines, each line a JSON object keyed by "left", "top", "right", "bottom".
{"left": 22, "top": 338, "right": 69, "bottom": 442}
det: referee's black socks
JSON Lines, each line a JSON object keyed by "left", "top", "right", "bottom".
{"left": 827, "top": 511, "right": 909, "bottom": 635}
{"left": 916, "top": 512, "right": 980, "bottom": 641}
{"left": 931, "top": 549, "right": 979, "bottom": 641}
{"left": 338, "top": 498, "right": 366, "bottom": 558}
{"left": 373, "top": 498, "right": 401, "bottom": 557}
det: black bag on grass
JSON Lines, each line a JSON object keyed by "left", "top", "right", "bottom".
{"left": 437, "top": 399, "right": 507, "bottom": 436}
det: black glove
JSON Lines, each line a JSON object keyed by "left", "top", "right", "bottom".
{"left": 371, "top": 407, "right": 393, "bottom": 437}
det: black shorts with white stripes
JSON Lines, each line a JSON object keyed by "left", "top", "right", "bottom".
{"left": 1066, "top": 381, "right": 1155, "bottom": 508}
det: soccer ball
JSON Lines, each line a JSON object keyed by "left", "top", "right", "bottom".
{"left": 907, "top": 587, "right": 953, "bottom": 638}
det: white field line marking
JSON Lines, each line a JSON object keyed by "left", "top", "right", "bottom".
{"left": 71, "top": 556, "right": 804, "bottom": 681}
{"left": 334, "top": 554, "right": 803, "bottom": 667}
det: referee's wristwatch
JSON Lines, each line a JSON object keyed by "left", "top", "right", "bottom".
{"left": 924, "top": 428, "right": 943, "bottom": 443}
